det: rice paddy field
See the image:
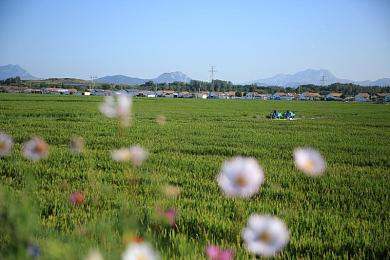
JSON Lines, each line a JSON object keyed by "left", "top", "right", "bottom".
{"left": 0, "top": 93, "right": 389, "bottom": 259}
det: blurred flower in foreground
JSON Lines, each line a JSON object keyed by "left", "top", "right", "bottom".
{"left": 206, "top": 245, "right": 234, "bottom": 260}
{"left": 161, "top": 185, "right": 181, "bottom": 198}
{"left": 70, "top": 136, "right": 84, "bottom": 155}
{"left": 217, "top": 157, "right": 264, "bottom": 198}
{"left": 111, "top": 148, "right": 131, "bottom": 162}
{"left": 156, "top": 115, "right": 166, "bottom": 126}
{"left": 84, "top": 249, "right": 104, "bottom": 260}
{"left": 112, "top": 145, "right": 148, "bottom": 167}
{"left": 294, "top": 147, "right": 326, "bottom": 176}
{"left": 0, "top": 133, "right": 13, "bottom": 157}
{"left": 70, "top": 191, "right": 85, "bottom": 206}
{"left": 122, "top": 242, "right": 160, "bottom": 260}
{"left": 155, "top": 206, "right": 177, "bottom": 227}
{"left": 27, "top": 243, "right": 40, "bottom": 258}
{"left": 23, "top": 137, "right": 48, "bottom": 161}
{"left": 100, "top": 94, "right": 132, "bottom": 127}
{"left": 242, "top": 214, "right": 289, "bottom": 257}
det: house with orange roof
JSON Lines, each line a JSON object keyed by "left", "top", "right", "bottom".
{"left": 299, "top": 92, "right": 322, "bottom": 101}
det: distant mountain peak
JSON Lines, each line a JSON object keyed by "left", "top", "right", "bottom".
{"left": 0, "top": 64, "right": 37, "bottom": 80}
{"left": 154, "top": 71, "right": 191, "bottom": 83}
{"left": 96, "top": 71, "right": 192, "bottom": 85}
{"left": 251, "top": 69, "right": 347, "bottom": 87}
{"left": 251, "top": 69, "right": 390, "bottom": 87}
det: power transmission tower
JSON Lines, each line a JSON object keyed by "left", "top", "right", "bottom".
{"left": 209, "top": 66, "right": 217, "bottom": 82}
{"left": 90, "top": 76, "right": 97, "bottom": 91}
{"left": 320, "top": 73, "right": 327, "bottom": 86}
{"left": 209, "top": 66, "right": 217, "bottom": 92}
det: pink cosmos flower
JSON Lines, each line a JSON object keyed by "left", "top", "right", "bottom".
{"left": 206, "top": 245, "right": 234, "bottom": 260}
{"left": 70, "top": 192, "right": 85, "bottom": 206}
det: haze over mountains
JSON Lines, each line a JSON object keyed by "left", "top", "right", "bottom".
{"left": 250, "top": 69, "right": 390, "bottom": 87}
{"left": 0, "top": 64, "right": 389, "bottom": 87}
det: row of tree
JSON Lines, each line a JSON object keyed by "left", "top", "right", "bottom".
{"left": 137, "top": 80, "right": 390, "bottom": 96}
{"left": 1, "top": 77, "right": 390, "bottom": 96}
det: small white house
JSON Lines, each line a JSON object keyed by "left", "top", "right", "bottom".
{"left": 354, "top": 93, "right": 370, "bottom": 102}
{"left": 271, "top": 92, "right": 294, "bottom": 100}
{"left": 139, "top": 91, "right": 156, "bottom": 97}
{"left": 194, "top": 92, "right": 208, "bottom": 99}
{"left": 326, "top": 92, "right": 343, "bottom": 101}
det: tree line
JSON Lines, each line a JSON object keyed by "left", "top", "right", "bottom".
{"left": 1, "top": 77, "right": 389, "bottom": 96}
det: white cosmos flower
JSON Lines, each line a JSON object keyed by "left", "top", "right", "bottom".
{"left": 112, "top": 148, "right": 132, "bottom": 162}
{"left": 128, "top": 145, "right": 148, "bottom": 167}
{"left": 0, "top": 133, "right": 13, "bottom": 157}
{"left": 23, "top": 138, "right": 49, "bottom": 161}
{"left": 217, "top": 157, "right": 264, "bottom": 198}
{"left": 117, "top": 94, "right": 131, "bottom": 116}
{"left": 111, "top": 145, "right": 148, "bottom": 167}
{"left": 100, "top": 96, "right": 117, "bottom": 118}
{"left": 122, "top": 242, "right": 160, "bottom": 260}
{"left": 294, "top": 147, "right": 326, "bottom": 176}
{"left": 242, "top": 214, "right": 289, "bottom": 257}
{"left": 100, "top": 94, "right": 132, "bottom": 127}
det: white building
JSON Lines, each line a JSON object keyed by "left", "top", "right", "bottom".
{"left": 354, "top": 93, "right": 370, "bottom": 102}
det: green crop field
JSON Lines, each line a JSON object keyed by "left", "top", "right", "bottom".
{"left": 0, "top": 93, "right": 389, "bottom": 259}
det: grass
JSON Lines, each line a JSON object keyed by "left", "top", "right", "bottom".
{"left": 0, "top": 93, "right": 389, "bottom": 259}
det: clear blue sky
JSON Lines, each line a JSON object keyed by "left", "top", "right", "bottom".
{"left": 0, "top": 0, "right": 389, "bottom": 82}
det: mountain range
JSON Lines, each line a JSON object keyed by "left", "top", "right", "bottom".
{"left": 250, "top": 69, "right": 390, "bottom": 87}
{"left": 96, "top": 71, "right": 192, "bottom": 85}
{"left": 0, "top": 64, "right": 389, "bottom": 87}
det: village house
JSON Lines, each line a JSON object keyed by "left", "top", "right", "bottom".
{"left": 138, "top": 91, "right": 156, "bottom": 98}
{"left": 271, "top": 92, "right": 294, "bottom": 100}
{"left": 371, "top": 93, "right": 390, "bottom": 103}
{"left": 31, "top": 89, "right": 44, "bottom": 94}
{"left": 354, "top": 93, "right": 370, "bottom": 102}
{"left": 245, "top": 92, "right": 264, "bottom": 100}
{"left": 178, "top": 91, "right": 192, "bottom": 98}
{"left": 208, "top": 92, "right": 222, "bottom": 99}
{"left": 225, "top": 91, "right": 236, "bottom": 99}
{"left": 257, "top": 94, "right": 271, "bottom": 100}
{"left": 325, "top": 92, "right": 343, "bottom": 101}
{"left": 43, "top": 88, "right": 72, "bottom": 95}
{"left": 91, "top": 89, "right": 109, "bottom": 96}
{"left": 157, "top": 90, "right": 177, "bottom": 98}
{"left": 125, "top": 89, "right": 141, "bottom": 97}
{"left": 299, "top": 92, "right": 322, "bottom": 101}
{"left": 194, "top": 92, "right": 208, "bottom": 99}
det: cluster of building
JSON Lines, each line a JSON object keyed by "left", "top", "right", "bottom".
{"left": 2, "top": 86, "right": 390, "bottom": 102}
{"left": 268, "top": 92, "right": 390, "bottom": 102}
